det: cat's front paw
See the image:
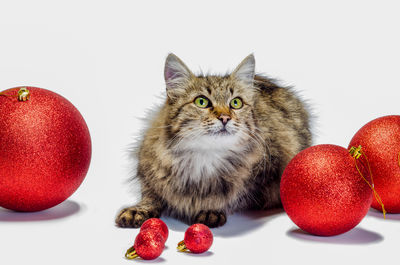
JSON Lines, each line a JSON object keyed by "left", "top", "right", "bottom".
{"left": 194, "top": 210, "right": 227, "bottom": 228}
{"left": 115, "top": 207, "right": 158, "bottom": 228}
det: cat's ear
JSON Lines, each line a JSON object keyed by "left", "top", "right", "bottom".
{"left": 231, "top": 54, "right": 255, "bottom": 85}
{"left": 164, "top": 53, "right": 194, "bottom": 96}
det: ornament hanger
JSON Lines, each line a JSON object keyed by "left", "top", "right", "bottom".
{"left": 0, "top": 87, "right": 30, "bottom": 101}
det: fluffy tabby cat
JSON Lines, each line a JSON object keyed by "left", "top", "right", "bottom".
{"left": 116, "top": 54, "right": 312, "bottom": 228}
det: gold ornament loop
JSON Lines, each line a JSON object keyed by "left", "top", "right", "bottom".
{"left": 17, "top": 87, "right": 30, "bottom": 101}
{"left": 177, "top": 240, "right": 188, "bottom": 252}
{"left": 125, "top": 246, "right": 139, "bottom": 259}
{"left": 349, "top": 145, "right": 362, "bottom": 159}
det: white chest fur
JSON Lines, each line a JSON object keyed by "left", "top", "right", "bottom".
{"left": 171, "top": 134, "right": 243, "bottom": 183}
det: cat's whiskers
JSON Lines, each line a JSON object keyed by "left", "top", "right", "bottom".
{"left": 237, "top": 126, "right": 265, "bottom": 152}
{"left": 237, "top": 126, "right": 271, "bottom": 176}
{"left": 170, "top": 125, "right": 252, "bottom": 184}
{"left": 145, "top": 125, "right": 174, "bottom": 138}
{"left": 171, "top": 128, "right": 204, "bottom": 151}
{"left": 165, "top": 132, "right": 181, "bottom": 149}
{"left": 149, "top": 125, "right": 174, "bottom": 129}
{"left": 165, "top": 126, "right": 197, "bottom": 149}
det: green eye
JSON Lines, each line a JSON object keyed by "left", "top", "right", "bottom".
{"left": 194, "top": 96, "right": 209, "bottom": 108}
{"left": 230, "top": 97, "right": 243, "bottom": 109}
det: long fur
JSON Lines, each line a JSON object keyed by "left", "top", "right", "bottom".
{"left": 116, "top": 54, "right": 312, "bottom": 228}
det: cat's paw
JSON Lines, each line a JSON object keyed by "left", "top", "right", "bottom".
{"left": 115, "top": 207, "right": 158, "bottom": 228}
{"left": 194, "top": 210, "right": 227, "bottom": 228}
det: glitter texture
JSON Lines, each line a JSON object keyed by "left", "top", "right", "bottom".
{"left": 0, "top": 87, "right": 91, "bottom": 212}
{"left": 280, "top": 144, "right": 372, "bottom": 236}
{"left": 183, "top": 224, "right": 213, "bottom": 253}
{"left": 133, "top": 230, "right": 165, "bottom": 260}
{"left": 349, "top": 115, "right": 400, "bottom": 213}
{"left": 140, "top": 218, "right": 169, "bottom": 244}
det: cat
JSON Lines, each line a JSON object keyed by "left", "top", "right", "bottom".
{"left": 115, "top": 53, "right": 312, "bottom": 228}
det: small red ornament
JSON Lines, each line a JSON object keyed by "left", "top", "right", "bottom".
{"left": 0, "top": 87, "right": 91, "bottom": 211}
{"left": 280, "top": 144, "right": 373, "bottom": 236}
{"left": 349, "top": 115, "right": 400, "bottom": 213}
{"left": 140, "top": 218, "right": 169, "bottom": 243}
{"left": 125, "top": 230, "right": 165, "bottom": 260}
{"left": 177, "top": 223, "right": 213, "bottom": 254}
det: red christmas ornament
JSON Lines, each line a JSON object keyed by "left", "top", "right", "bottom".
{"left": 280, "top": 144, "right": 373, "bottom": 236}
{"left": 140, "top": 218, "right": 169, "bottom": 243}
{"left": 0, "top": 87, "right": 91, "bottom": 211}
{"left": 177, "top": 223, "right": 213, "bottom": 254}
{"left": 349, "top": 115, "right": 400, "bottom": 213}
{"left": 125, "top": 230, "right": 165, "bottom": 260}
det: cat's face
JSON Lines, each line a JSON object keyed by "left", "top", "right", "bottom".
{"left": 164, "top": 54, "right": 259, "bottom": 152}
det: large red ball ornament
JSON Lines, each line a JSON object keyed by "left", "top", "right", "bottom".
{"left": 0, "top": 87, "right": 91, "bottom": 212}
{"left": 280, "top": 144, "right": 372, "bottom": 236}
{"left": 349, "top": 115, "right": 400, "bottom": 213}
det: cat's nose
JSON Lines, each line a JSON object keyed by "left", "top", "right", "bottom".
{"left": 219, "top": 114, "right": 231, "bottom": 125}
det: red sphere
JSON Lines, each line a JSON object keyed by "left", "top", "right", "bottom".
{"left": 140, "top": 218, "right": 169, "bottom": 243}
{"left": 280, "top": 144, "right": 372, "bottom": 236}
{"left": 184, "top": 223, "right": 213, "bottom": 253}
{"left": 134, "top": 230, "right": 165, "bottom": 260}
{"left": 349, "top": 115, "right": 400, "bottom": 213}
{"left": 0, "top": 87, "right": 91, "bottom": 211}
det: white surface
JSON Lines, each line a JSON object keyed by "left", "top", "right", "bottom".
{"left": 0, "top": 1, "right": 399, "bottom": 264}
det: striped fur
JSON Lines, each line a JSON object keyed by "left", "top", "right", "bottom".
{"left": 116, "top": 54, "right": 312, "bottom": 228}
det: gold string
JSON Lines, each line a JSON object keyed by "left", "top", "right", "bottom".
{"left": 349, "top": 145, "right": 386, "bottom": 219}
{"left": 0, "top": 87, "right": 30, "bottom": 101}
{"left": 0, "top": 92, "right": 14, "bottom": 98}
{"left": 398, "top": 151, "right": 400, "bottom": 168}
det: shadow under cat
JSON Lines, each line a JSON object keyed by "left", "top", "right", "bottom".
{"left": 164, "top": 208, "right": 285, "bottom": 237}
{"left": 0, "top": 200, "right": 83, "bottom": 222}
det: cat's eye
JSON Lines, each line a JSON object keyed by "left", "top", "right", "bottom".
{"left": 230, "top": 97, "right": 243, "bottom": 109}
{"left": 194, "top": 96, "right": 210, "bottom": 108}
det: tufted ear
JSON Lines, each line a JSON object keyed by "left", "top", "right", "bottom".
{"left": 164, "top": 53, "right": 194, "bottom": 96}
{"left": 231, "top": 54, "right": 255, "bottom": 85}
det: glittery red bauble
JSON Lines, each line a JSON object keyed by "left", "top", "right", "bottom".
{"left": 280, "top": 144, "right": 372, "bottom": 236}
{"left": 133, "top": 230, "right": 165, "bottom": 260}
{"left": 0, "top": 87, "right": 91, "bottom": 212}
{"left": 349, "top": 115, "right": 400, "bottom": 213}
{"left": 183, "top": 223, "right": 213, "bottom": 253}
{"left": 140, "top": 218, "right": 169, "bottom": 243}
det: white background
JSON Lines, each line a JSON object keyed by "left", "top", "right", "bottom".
{"left": 0, "top": 1, "right": 399, "bottom": 264}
